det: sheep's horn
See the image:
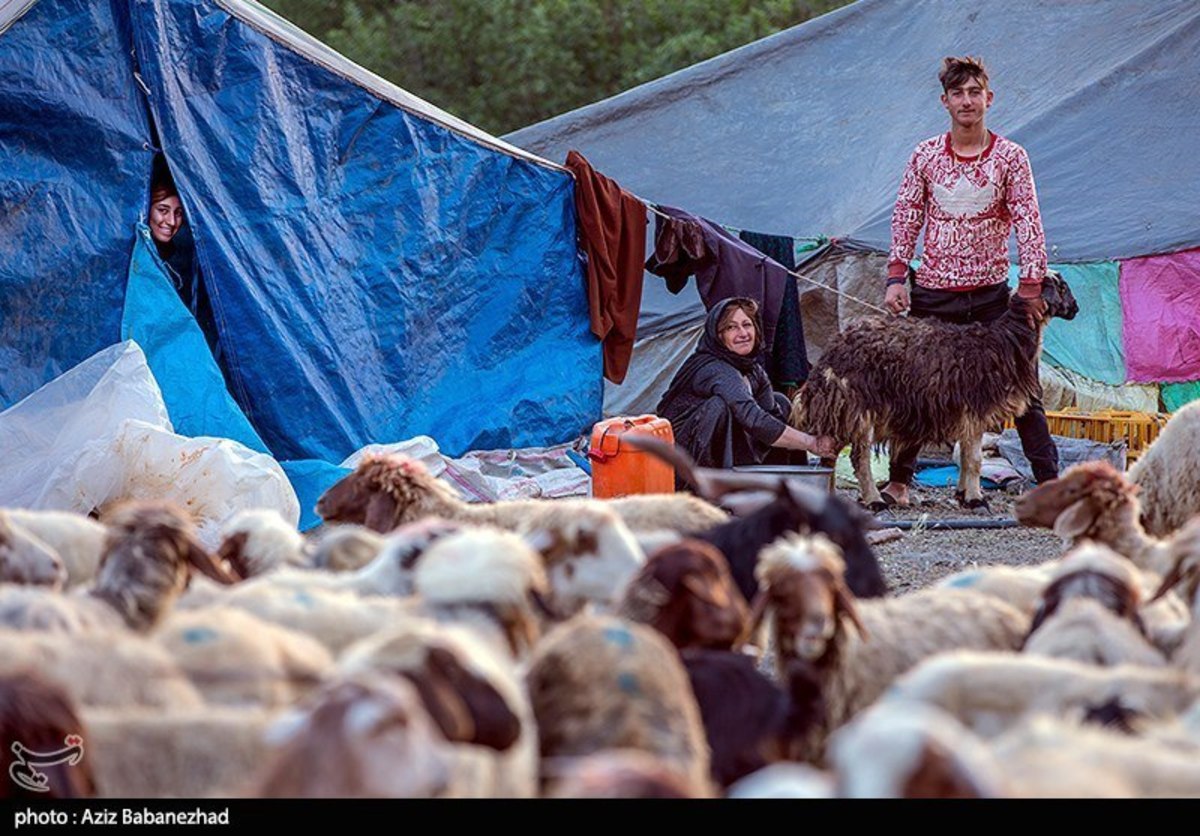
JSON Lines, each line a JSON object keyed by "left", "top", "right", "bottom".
{"left": 1150, "top": 561, "right": 1187, "bottom": 602}
{"left": 620, "top": 435, "right": 715, "bottom": 497}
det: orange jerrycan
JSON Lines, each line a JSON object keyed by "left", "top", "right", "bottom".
{"left": 588, "top": 415, "right": 676, "bottom": 499}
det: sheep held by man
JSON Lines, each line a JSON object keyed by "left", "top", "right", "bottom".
{"left": 789, "top": 272, "right": 1078, "bottom": 509}
{"left": 748, "top": 534, "right": 1028, "bottom": 763}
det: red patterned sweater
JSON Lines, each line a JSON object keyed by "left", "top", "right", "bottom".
{"left": 887, "top": 132, "right": 1047, "bottom": 292}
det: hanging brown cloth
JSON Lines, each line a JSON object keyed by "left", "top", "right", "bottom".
{"left": 565, "top": 150, "right": 647, "bottom": 385}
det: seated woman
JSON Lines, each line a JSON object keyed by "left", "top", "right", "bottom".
{"left": 656, "top": 297, "right": 835, "bottom": 473}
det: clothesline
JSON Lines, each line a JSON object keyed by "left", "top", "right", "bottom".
{"left": 637, "top": 195, "right": 892, "bottom": 317}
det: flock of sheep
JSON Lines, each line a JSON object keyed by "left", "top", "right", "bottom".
{"left": 1, "top": 400, "right": 1199, "bottom": 798}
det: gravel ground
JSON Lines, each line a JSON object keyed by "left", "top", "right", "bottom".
{"left": 840, "top": 482, "right": 1064, "bottom": 595}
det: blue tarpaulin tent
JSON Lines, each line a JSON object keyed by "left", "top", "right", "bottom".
{"left": 506, "top": 0, "right": 1200, "bottom": 415}
{"left": 1, "top": 0, "right": 601, "bottom": 501}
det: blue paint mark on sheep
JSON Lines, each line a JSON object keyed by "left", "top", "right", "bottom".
{"left": 602, "top": 627, "right": 634, "bottom": 649}
{"left": 182, "top": 626, "right": 219, "bottom": 644}
{"left": 617, "top": 672, "right": 640, "bottom": 695}
{"left": 291, "top": 591, "right": 315, "bottom": 608}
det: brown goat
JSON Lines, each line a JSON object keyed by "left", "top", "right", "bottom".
{"left": 790, "top": 273, "right": 1078, "bottom": 509}
{"left": 619, "top": 539, "right": 748, "bottom": 651}
{"left": 0, "top": 671, "right": 96, "bottom": 798}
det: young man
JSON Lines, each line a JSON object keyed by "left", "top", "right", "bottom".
{"left": 880, "top": 56, "right": 1057, "bottom": 507}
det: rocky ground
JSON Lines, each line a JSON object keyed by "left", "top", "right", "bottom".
{"left": 842, "top": 482, "right": 1063, "bottom": 595}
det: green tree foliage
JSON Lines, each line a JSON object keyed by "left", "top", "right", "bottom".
{"left": 262, "top": 0, "right": 850, "bottom": 134}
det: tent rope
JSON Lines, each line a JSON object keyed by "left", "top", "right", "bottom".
{"left": 640, "top": 197, "right": 893, "bottom": 317}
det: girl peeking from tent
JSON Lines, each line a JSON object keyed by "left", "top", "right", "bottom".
{"left": 148, "top": 159, "right": 221, "bottom": 361}
{"left": 656, "top": 297, "right": 836, "bottom": 486}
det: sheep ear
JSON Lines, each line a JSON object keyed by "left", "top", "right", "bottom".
{"left": 834, "top": 580, "right": 868, "bottom": 641}
{"left": 363, "top": 492, "right": 398, "bottom": 534}
{"left": 424, "top": 646, "right": 521, "bottom": 752}
{"left": 681, "top": 573, "right": 729, "bottom": 608}
{"left": 522, "top": 528, "right": 557, "bottom": 556}
{"left": 187, "top": 538, "right": 241, "bottom": 584}
{"left": 737, "top": 589, "right": 770, "bottom": 649}
{"left": 217, "top": 531, "right": 251, "bottom": 580}
{"left": 402, "top": 652, "right": 476, "bottom": 745}
{"left": 1052, "top": 499, "right": 1098, "bottom": 541}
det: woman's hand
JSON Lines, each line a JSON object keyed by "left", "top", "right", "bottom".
{"left": 809, "top": 435, "right": 840, "bottom": 459}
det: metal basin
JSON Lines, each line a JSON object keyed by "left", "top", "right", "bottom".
{"left": 731, "top": 464, "right": 836, "bottom": 494}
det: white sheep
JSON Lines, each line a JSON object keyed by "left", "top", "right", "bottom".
{"left": 525, "top": 612, "right": 714, "bottom": 796}
{"left": 1130, "top": 399, "right": 1200, "bottom": 538}
{"left": 0, "top": 512, "right": 66, "bottom": 589}
{"left": 304, "top": 523, "right": 384, "bottom": 572}
{"left": 154, "top": 607, "right": 334, "bottom": 709}
{"left": 0, "top": 628, "right": 204, "bottom": 710}
{"left": 749, "top": 533, "right": 1028, "bottom": 762}
{"left": 1021, "top": 543, "right": 1167, "bottom": 668}
{"left": 411, "top": 527, "right": 552, "bottom": 660}
{"left": 882, "top": 650, "right": 1200, "bottom": 739}
{"left": 989, "top": 712, "right": 1200, "bottom": 797}
{"left": 0, "top": 502, "right": 238, "bottom": 634}
{"left": 216, "top": 508, "right": 307, "bottom": 578}
{"left": 1147, "top": 515, "right": 1200, "bottom": 677}
{"left": 83, "top": 707, "right": 276, "bottom": 799}
{"left": 251, "top": 672, "right": 455, "bottom": 798}
{"left": 1, "top": 507, "right": 104, "bottom": 588}
{"left": 339, "top": 620, "right": 538, "bottom": 797}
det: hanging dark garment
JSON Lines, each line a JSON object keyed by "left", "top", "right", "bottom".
{"left": 565, "top": 151, "right": 647, "bottom": 385}
{"left": 646, "top": 205, "right": 791, "bottom": 363}
{"left": 738, "top": 229, "right": 810, "bottom": 388}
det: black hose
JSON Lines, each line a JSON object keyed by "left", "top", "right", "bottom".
{"left": 883, "top": 517, "right": 1020, "bottom": 531}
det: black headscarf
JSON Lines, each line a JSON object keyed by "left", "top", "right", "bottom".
{"left": 657, "top": 298, "right": 764, "bottom": 416}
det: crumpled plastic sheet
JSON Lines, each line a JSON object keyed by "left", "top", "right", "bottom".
{"left": 0, "top": 341, "right": 299, "bottom": 548}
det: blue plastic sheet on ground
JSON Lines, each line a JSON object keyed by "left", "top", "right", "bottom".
{"left": 1163, "top": 381, "right": 1200, "bottom": 413}
{"left": 913, "top": 465, "right": 1002, "bottom": 490}
{"left": 129, "top": 0, "right": 600, "bottom": 462}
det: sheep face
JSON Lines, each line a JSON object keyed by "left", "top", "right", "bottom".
{"left": 763, "top": 570, "right": 845, "bottom": 661}
{"left": 621, "top": 540, "right": 748, "bottom": 651}
{"left": 316, "top": 455, "right": 454, "bottom": 534}
{"left": 1039, "top": 271, "right": 1080, "bottom": 322}
{"left": 94, "top": 502, "right": 238, "bottom": 630}
{"left": 1014, "top": 461, "right": 1132, "bottom": 537}
{"left": 0, "top": 517, "right": 66, "bottom": 589}
{"left": 526, "top": 516, "right": 646, "bottom": 619}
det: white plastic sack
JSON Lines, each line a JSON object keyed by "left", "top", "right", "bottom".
{"left": 0, "top": 341, "right": 171, "bottom": 509}
{"left": 0, "top": 341, "right": 299, "bottom": 548}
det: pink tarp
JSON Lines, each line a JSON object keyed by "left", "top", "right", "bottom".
{"left": 1120, "top": 248, "right": 1200, "bottom": 383}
